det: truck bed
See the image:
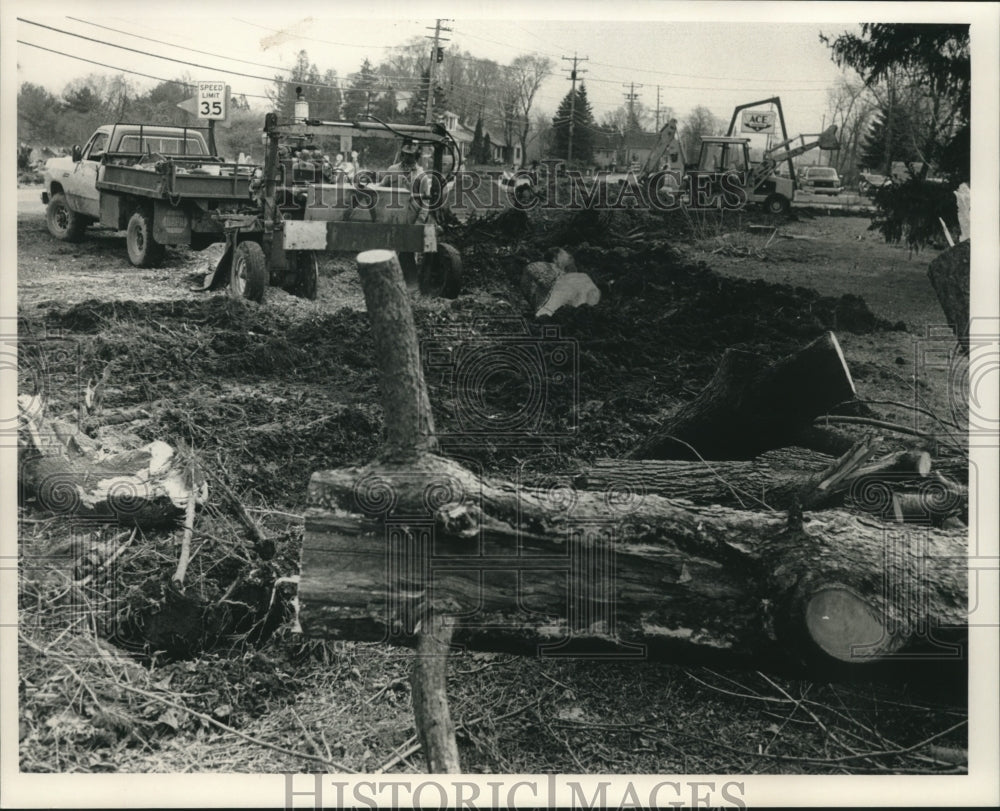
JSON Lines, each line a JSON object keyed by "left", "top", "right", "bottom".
{"left": 97, "top": 158, "right": 254, "bottom": 202}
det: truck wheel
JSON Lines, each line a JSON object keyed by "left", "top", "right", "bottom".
{"left": 230, "top": 241, "right": 268, "bottom": 302}
{"left": 419, "top": 243, "right": 462, "bottom": 299}
{"left": 46, "top": 193, "right": 86, "bottom": 242}
{"left": 126, "top": 209, "right": 165, "bottom": 267}
{"left": 398, "top": 252, "right": 419, "bottom": 292}
{"left": 765, "top": 194, "right": 790, "bottom": 216}
{"left": 291, "top": 251, "right": 319, "bottom": 300}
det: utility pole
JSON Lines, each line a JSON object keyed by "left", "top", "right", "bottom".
{"left": 425, "top": 19, "right": 451, "bottom": 123}
{"left": 561, "top": 53, "right": 588, "bottom": 163}
{"left": 655, "top": 85, "right": 662, "bottom": 130}
{"left": 623, "top": 82, "right": 642, "bottom": 167}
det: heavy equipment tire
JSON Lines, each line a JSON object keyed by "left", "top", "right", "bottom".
{"left": 419, "top": 243, "right": 462, "bottom": 299}
{"left": 398, "top": 252, "right": 419, "bottom": 292}
{"left": 46, "top": 193, "right": 87, "bottom": 242}
{"left": 765, "top": 194, "right": 790, "bottom": 216}
{"left": 126, "top": 209, "right": 165, "bottom": 267}
{"left": 291, "top": 251, "right": 319, "bottom": 300}
{"left": 230, "top": 241, "right": 268, "bottom": 302}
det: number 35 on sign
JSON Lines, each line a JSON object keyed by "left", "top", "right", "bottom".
{"left": 198, "top": 82, "right": 229, "bottom": 120}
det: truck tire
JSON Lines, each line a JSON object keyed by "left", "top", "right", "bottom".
{"left": 765, "top": 194, "right": 790, "bottom": 216}
{"left": 46, "top": 193, "right": 87, "bottom": 242}
{"left": 291, "top": 251, "right": 319, "bottom": 300}
{"left": 126, "top": 209, "right": 165, "bottom": 267}
{"left": 230, "top": 241, "right": 268, "bottom": 302}
{"left": 398, "top": 252, "right": 419, "bottom": 292}
{"left": 419, "top": 243, "right": 462, "bottom": 299}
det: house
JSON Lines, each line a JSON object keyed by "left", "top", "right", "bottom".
{"left": 620, "top": 130, "right": 664, "bottom": 171}
{"left": 441, "top": 111, "right": 523, "bottom": 167}
{"left": 593, "top": 130, "right": 620, "bottom": 170}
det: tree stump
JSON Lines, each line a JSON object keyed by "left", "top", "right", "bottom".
{"left": 354, "top": 249, "right": 458, "bottom": 773}
{"left": 629, "top": 332, "right": 858, "bottom": 460}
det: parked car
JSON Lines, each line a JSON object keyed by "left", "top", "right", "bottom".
{"left": 858, "top": 171, "right": 891, "bottom": 196}
{"left": 799, "top": 166, "right": 842, "bottom": 195}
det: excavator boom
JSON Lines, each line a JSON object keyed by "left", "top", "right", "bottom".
{"left": 637, "top": 118, "right": 683, "bottom": 178}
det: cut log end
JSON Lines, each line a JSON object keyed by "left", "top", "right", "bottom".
{"left": 357, "top": 249, "right": 397, "bottom": 266}
{"left": 805, "top": 586, "right": 889, "bottom": 663}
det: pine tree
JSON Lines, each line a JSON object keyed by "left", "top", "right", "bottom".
{"left": 403, "top": 68, "right": 448, "bottom": 124}
{"left": 470, "top": 117, "right": 484, "bottom": 165}
{"left": 482, "top": 132, "right": 493, "bottom": 165}
{"left": 861, "top": 106, "right": 920, "bottom": 172}
{"left": 343, "top": 58, "right": 381, "bottom": 120}
{"left": 549, "top": 83, "right": 596, "bottom": 163}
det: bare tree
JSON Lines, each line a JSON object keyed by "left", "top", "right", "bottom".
{"left": 679, "top": 106, "right": 725, "bottom": 162}
{"left": 505, "top": 54, "right": 554, "bottom": 167}
{"left": 824, "top": 76, "right": 878, "bottom": 180}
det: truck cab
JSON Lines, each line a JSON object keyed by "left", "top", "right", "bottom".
{"left": 42, "top": 124, "right": 213, "bottom": 242}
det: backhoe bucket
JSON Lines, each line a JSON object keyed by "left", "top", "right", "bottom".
{"left": 818, "top": 125, "right": 839, "bottom": 150}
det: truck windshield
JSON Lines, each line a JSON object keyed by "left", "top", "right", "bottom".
{"left": 118, "top": 135, "right": 207, "bottom": 155}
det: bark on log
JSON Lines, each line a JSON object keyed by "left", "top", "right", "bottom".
{"left": 577, "top": 447, "right": 932, "bottom": 514}
{"left": 927, "top": 241, "right": 970, "bottom": 354}
{"left": 18, "top": 394, "right": 205, "bottom": 525}
{"left": 790, "top": 424, "right": 865, "bottom": 457}
{"left": 629, "top": 332, "right": 857, "bottom": 460}
{"left": 300, "top": 452, "right": 967, "bottom": 680}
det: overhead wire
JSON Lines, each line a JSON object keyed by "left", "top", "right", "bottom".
{"left": 66, "top": 17, "right": 296, "bottom": 73}
{"left": 17, "top": 40, "right": 269, "bottom": 100}
{"left": 18, "top": 18, "right": 333, "bottom": 92}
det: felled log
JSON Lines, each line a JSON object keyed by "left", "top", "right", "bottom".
{"left": 301, "top": 452, "right": 967, "bottom": 678}
{"left": 19, "top": 395, "right": 206, "bottom": 525}
{"left": 927, "top": 240, "right": 970, "bottom": 354}
{"left": 629, "top": 332, "right": 858, "bottom": 460}
{"left": 577, "top": 445, "right": 933, "bottom": 514}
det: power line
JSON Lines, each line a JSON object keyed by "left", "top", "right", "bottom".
{"left": 66, "top": 17, "right": 294, "bottom": 74}
{"left": 17, "top": 18, "right": 332, "bottom": 92}
{"left": 16, "top": 39, "right": 271, "bottom": 99}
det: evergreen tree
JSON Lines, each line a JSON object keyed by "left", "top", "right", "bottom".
{"left": 861, "top": 106, "right": 920, "bottom": 172}
{"left": 403, "top": 68, "right": 448, "bottom": 124}
{"left": 269, "top": 50, "right": 322, "bottom": 121}
{"left": 343, "top": 58, "right": 381, "bottom": 120}
{"left": 549, "top": 83, "right": 596, "bottom": 163}
{"left": 481, "top": 132, "right": 493, "bottom": 165}
{"left": 470, "top": 117, "right": 484, "bottom": 165}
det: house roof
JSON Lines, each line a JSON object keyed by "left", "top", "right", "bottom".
{"left": 443, "top": 111, "right": 510, "bottom": 148}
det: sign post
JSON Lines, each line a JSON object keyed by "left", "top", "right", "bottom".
{"left": 197, "top": 82, "right": 229, "bottom": 120}
{"left": 193, "top": 82, "right": 230, "bottom": 156}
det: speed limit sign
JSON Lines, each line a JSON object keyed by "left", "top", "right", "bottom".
{"left": 197, "top": 82, "right": 229, "bottom": 120}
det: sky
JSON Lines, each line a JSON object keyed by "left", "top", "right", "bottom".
{"left": 10, "top": 0, "right": 870, "bottom": 137}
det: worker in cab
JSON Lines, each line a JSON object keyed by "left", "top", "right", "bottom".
{"left": 379, "top": 139, "right": 434, "bottom": 222}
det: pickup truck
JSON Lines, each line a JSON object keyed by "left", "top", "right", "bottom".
{"left": 42, "top": 123, "right": 255, "bottom": 267}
